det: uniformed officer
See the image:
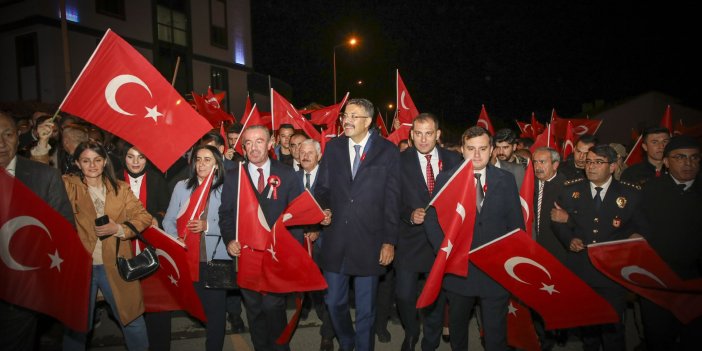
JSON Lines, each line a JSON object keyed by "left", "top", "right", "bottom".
{"left": 551, "top": 144, "right": 647, "bottom": 351}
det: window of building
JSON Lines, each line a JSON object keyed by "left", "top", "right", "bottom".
{"left": 210, "top": 0, "right": 227, "bottom": 48}
{"left": 157, "top": 4, "right": 188, "bottom": 46}
{"left": 96, "top": 0, "right": 125, "bottom": 20}
{"left": 211, "top": 66, "right": 229, "bottom": 110}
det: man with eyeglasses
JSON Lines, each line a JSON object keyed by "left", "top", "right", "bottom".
{"left": 621, "top": 126, "right": 671, "bottom": 185}
{"left": 552, "top": 144, "right": 646, "bottom": 351}
{"left": 640, "top": 135, "right": 702, "bottom": 350}
{"left": 314, "top": 98, "right": 401, "bottom": 351}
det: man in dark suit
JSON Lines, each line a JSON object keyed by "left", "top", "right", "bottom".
{"left": 396, "top": 113, "right": 461, "bottom": 351}
{"left": 0, "top": 112, "right": 74, "bottom": 350}
{"left": 424, "top": 126, "right": 524, "bottom": 351}
{"left": 552, "top": 144, "right": 646, "bottom": 351}
{"left": 315, "top": 98, "right": 401, "bottom": 351}
{"left": 220, "top": 125, "right": 304, "bottom": 351}
{"left": 640, "top": 135, "right": 702, "bottom": 351}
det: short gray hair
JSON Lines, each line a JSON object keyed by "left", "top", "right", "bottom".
{"left": 299, "top": 138, "right": 321, "bottom": 154}
{"left": 533, "top": 147, "right": 560, "bottom": 163}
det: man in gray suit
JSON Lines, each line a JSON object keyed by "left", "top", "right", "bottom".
{"left": 0, "top": 112, "right": 74, "bottom": 350}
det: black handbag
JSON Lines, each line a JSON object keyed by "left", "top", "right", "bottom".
{"left": 203, "top": 237, "right": 237, "bottom": 289}
{"left": 115, "top": 221, "right": 159, "bottom": 281}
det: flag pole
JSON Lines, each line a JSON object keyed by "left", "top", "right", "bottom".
{"left": 171, "top": 56, "right": 181, "bottom": 86}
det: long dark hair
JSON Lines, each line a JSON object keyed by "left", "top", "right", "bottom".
{"left": 186, "top": 145, "right": 224, "bottom": 190}
{"left": 73, "top": 140, "right": 119, "bottom": 194}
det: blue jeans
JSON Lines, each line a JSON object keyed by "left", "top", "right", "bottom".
{"left": 63, "top": 265, "right": 149, "bottom": 351}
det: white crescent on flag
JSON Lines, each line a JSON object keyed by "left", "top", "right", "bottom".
{"left": 504, "top": 256, "right": 552, "bottom": 285}
{"left": 621, "top": 265, "right": 667, "bottom": 287}
{"left": 0, "top": 216, "right": 54, "bottom": 271}
{"left": 156, "top": 249, "right": 181, "bottom": 285}
{"left": 105, "top": 74, "right": 153, "bottom": 116}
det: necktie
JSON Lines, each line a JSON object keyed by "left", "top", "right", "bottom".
{"left": 677, "top": 184, "right": 687, "bottom": 193}
{"left": 425, "top": 154, "right": 435, "bottom": 195}
{"left": 655, "top": 169, "right": 661, "bottom": 177}
{"left": 475, "top": 173, "right": 484, "bottom": 213}
{"left": 594, "top": 186, "right": 603, "bottom": 212}
{"left": 352, "top": 144, "right": 361, "bottom": 179}
{"left": 536, "top": 180, "right": 544, "bottom": 235}
{"left": 257, "top": 168, "right": 265, "bottom": 194}
{"left": 305, "top": 173, "right": 311, "bottom": 189}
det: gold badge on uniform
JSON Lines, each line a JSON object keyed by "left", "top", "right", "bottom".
{"left": 612, "top": 216, "right": 622, "bottom": 228}
{"left": 572, "top": 191, "right": 580, "bottom": 199}
{"left": 616, "top": 196, "right": 627, "bottom": 208}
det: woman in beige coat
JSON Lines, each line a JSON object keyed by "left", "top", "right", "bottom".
{"left": 62, "top": 141, "right": 152, "bottom": 351}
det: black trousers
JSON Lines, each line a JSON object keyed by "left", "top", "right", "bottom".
{"left": 144, "top": 312, "right": 171, "bottom": 351}
{"left": 241, "top": 288, "right": 290, "bottom": 351}
{"left": 374, "top": 268, "right": 396, "bottom": 332}
{"left": 445, "top": 290, "right": 509, "bottom": 351}
{"left": 194, "top": 263, "right": 228, "bottom": 351}
{"left": 0, "top": 301, "right": 38, "bottom": 351}
{"left": 641, "top": 297, "right": 702, "bottom": 351}
{"left": 395, "top": 269, "right": 445, "bottom": 351}
{"left": 580, "top": 285, "right": 627, "bottom": 351}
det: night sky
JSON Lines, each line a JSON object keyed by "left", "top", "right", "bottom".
{"left": 251, "top": 1, "right": 701, "bottom": 139}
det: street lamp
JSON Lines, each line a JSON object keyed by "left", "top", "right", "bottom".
{"left": 333, "top": 37, "right": 358, "bottom": 103}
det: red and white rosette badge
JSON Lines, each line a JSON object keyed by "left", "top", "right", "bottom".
{"left": 267, "top": 175, "right": 281, "bottom": 199}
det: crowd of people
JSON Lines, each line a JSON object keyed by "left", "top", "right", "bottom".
{"left": 0, "top": 96, "right": 700, "bottom": 351}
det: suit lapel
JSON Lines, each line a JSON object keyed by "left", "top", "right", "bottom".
{"left": 410, "top": 148, "right": 429, "bottom": 193}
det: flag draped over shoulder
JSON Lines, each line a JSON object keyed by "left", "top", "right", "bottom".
{"left": 470, "top": 229, "right": 620, "bottom": 330}
{"left": 0, "top": 170, "right": 92, "bottom": 332}
{"left": 140, "top": 226, "right": 206, "bottom": 322}
{"left": 416, "top": 160, "right": 476, "bottom": 308}
{"left": 59, "top": 29, "right": 212, "bottom": 172}
{"left": 588, "top": 238, "right": 702, "bottom": 324}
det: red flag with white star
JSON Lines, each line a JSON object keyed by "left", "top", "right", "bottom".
{"left": 507, "top": 298, "right": 540, "bottom": 351}
{"left": 396, "top": 70, "right": 420, "bottom": 125}
{"left": 470, "top": 229, "right": 619, "bottom": 330}
{"left": 140, "top": 226, "right": 206, "bottom": 322}
{"left": 588, "top": 238, "right": 702, "bottom": 324}
{"left": 59, "top": 29, "right": 212, "bottom": 172}
{"left": 476, "top": 105, "right": 495, "bottom": 135}
{"left": 0, "top": 170, "right": 92, "bottom": 332}
{"left": 416, "top": 160, "right": 476, "bottom": 308}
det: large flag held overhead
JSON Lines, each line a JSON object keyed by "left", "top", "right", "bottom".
{"left": 470, "top": 229, "right": 620, "bottom": 330}
{"left": 271, "top": 89, "right": 322, "bottom": 142}
{"left": 476, "top": 105, "right": 495, "bottom": 135}
{"left": 59, "top": 29, "right": 212, "bottom": 172}
{"left": 588, "top": 238, "right": 702, "bottom": 324}
{"left": 140, "top": 226, "right": 206, "bottom": 322}
{"left": 416, "top": 160, "right": 476, "bottom": 308}
{"left": 396, "top": 70, "right": 420, "bottom": 125}
{"left": 550, "top": 111, "right": 602, "bottom": 139}
{"left": 0, "top": 170, "right": 92, "bottom": 332}
{"left": 191, "top": 90, "right": 235, "bottom": 127}
{"left": 309, "top": 92, "right": 350, "bottom": 126}
{"left": 176, "top": 167, "right": 215, "bottom": 280}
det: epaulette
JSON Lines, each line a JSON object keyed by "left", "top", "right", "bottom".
{"left": 619, "top": 180, "right": 642, "bottom": 190}
{"left": 564, "top": 178, "right": 585, "bottom": 186}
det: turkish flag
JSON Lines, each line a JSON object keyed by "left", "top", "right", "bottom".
{"left": 470, "top": 229, "right": 619, "bottom": 330}
{"left": 507, "top": 298, "right": 540, "bottom": 351}
{"left": 476, "top": 105, "right": 495, "bottom": 135}
{"left": 516, "top": 121, "right": 534, "bottom": 139}
{"left": 660, "top": 105, "right": 673, "bottom": 134}
{"left": 59, "top": 29, "right": 212, "bottom": 172}
{"left": 234, "top": 103, "right": 267, "bottom": 156}
{"left": 0, "top": 170, "right": 92, "bottom": 332}
{"left": 562, "top": 121, "right": 576, "bottom": 160}
{"left": 396, "top": 70, "right": 420, "bottom": 125}
{"left": 271, "top": 89, "right": 322, "bottom": 142}
{"left": 551, "top": 114, "right": 602, "bottom": 139}
{"left": 673, "top": 119, "right": 685, "bottom": 136}
{"left": 386, "top": 124, "right": 411, "bottom": 146}
{"left": 309, "top": 92, "right": 349, "bottom": 126}
{"left": 235, "top": 163, "right": 272, "bottom": 251}
{"left": 280, "top": 190, "right": 325, "bottom": 227}
{"left": 519, "top": 160, "right": 534, "bottom": 239}
{"left": 243, "top": 94, "right": 252, "bottom": 121}
{"left": 192, "top": 91, "right": 234, "bottom": 127}
{"left": 588, "top": 238, "right": 702, "bottom": 323}
{"left": 140, "top": 226, "right": 206, "bottom": 322}
{"left": 416, "top": 160, "right": 477, "bottom": 308}
{"left": 176, "top": 167, "right": 215, "bottom": 280}
{"left": 375, "top": 112, "right": 389, "bottom": 137}
{"left": 531, "top": 113, "right": 545, "bottom": 136}
{"left": 529, "top": 124, "right": 557, "bottom": 154}
{"left": 624, "top": 135, "right": 644, "bottom": 166}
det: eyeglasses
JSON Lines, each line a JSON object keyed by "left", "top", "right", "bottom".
{"left": 669, "top": 154, "right": 701, "bottom": 163}
{"left": 339, "top": 113, "right": 371, "bottom": 121}
{"left": 585, "top": 159, "right": 611, "bottom": 166}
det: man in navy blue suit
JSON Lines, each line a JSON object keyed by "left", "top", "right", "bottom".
{"left": 396, "top": 113, "right": 461, "bottom": 351}
{"left": 424, "top": 126, "right": 524, "bottom": 351}
{"left": 220, "top": 125, "right": 303, "bottom": 351}
{"left": 315, "top": 98, "right": 401, "bottom": 351}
